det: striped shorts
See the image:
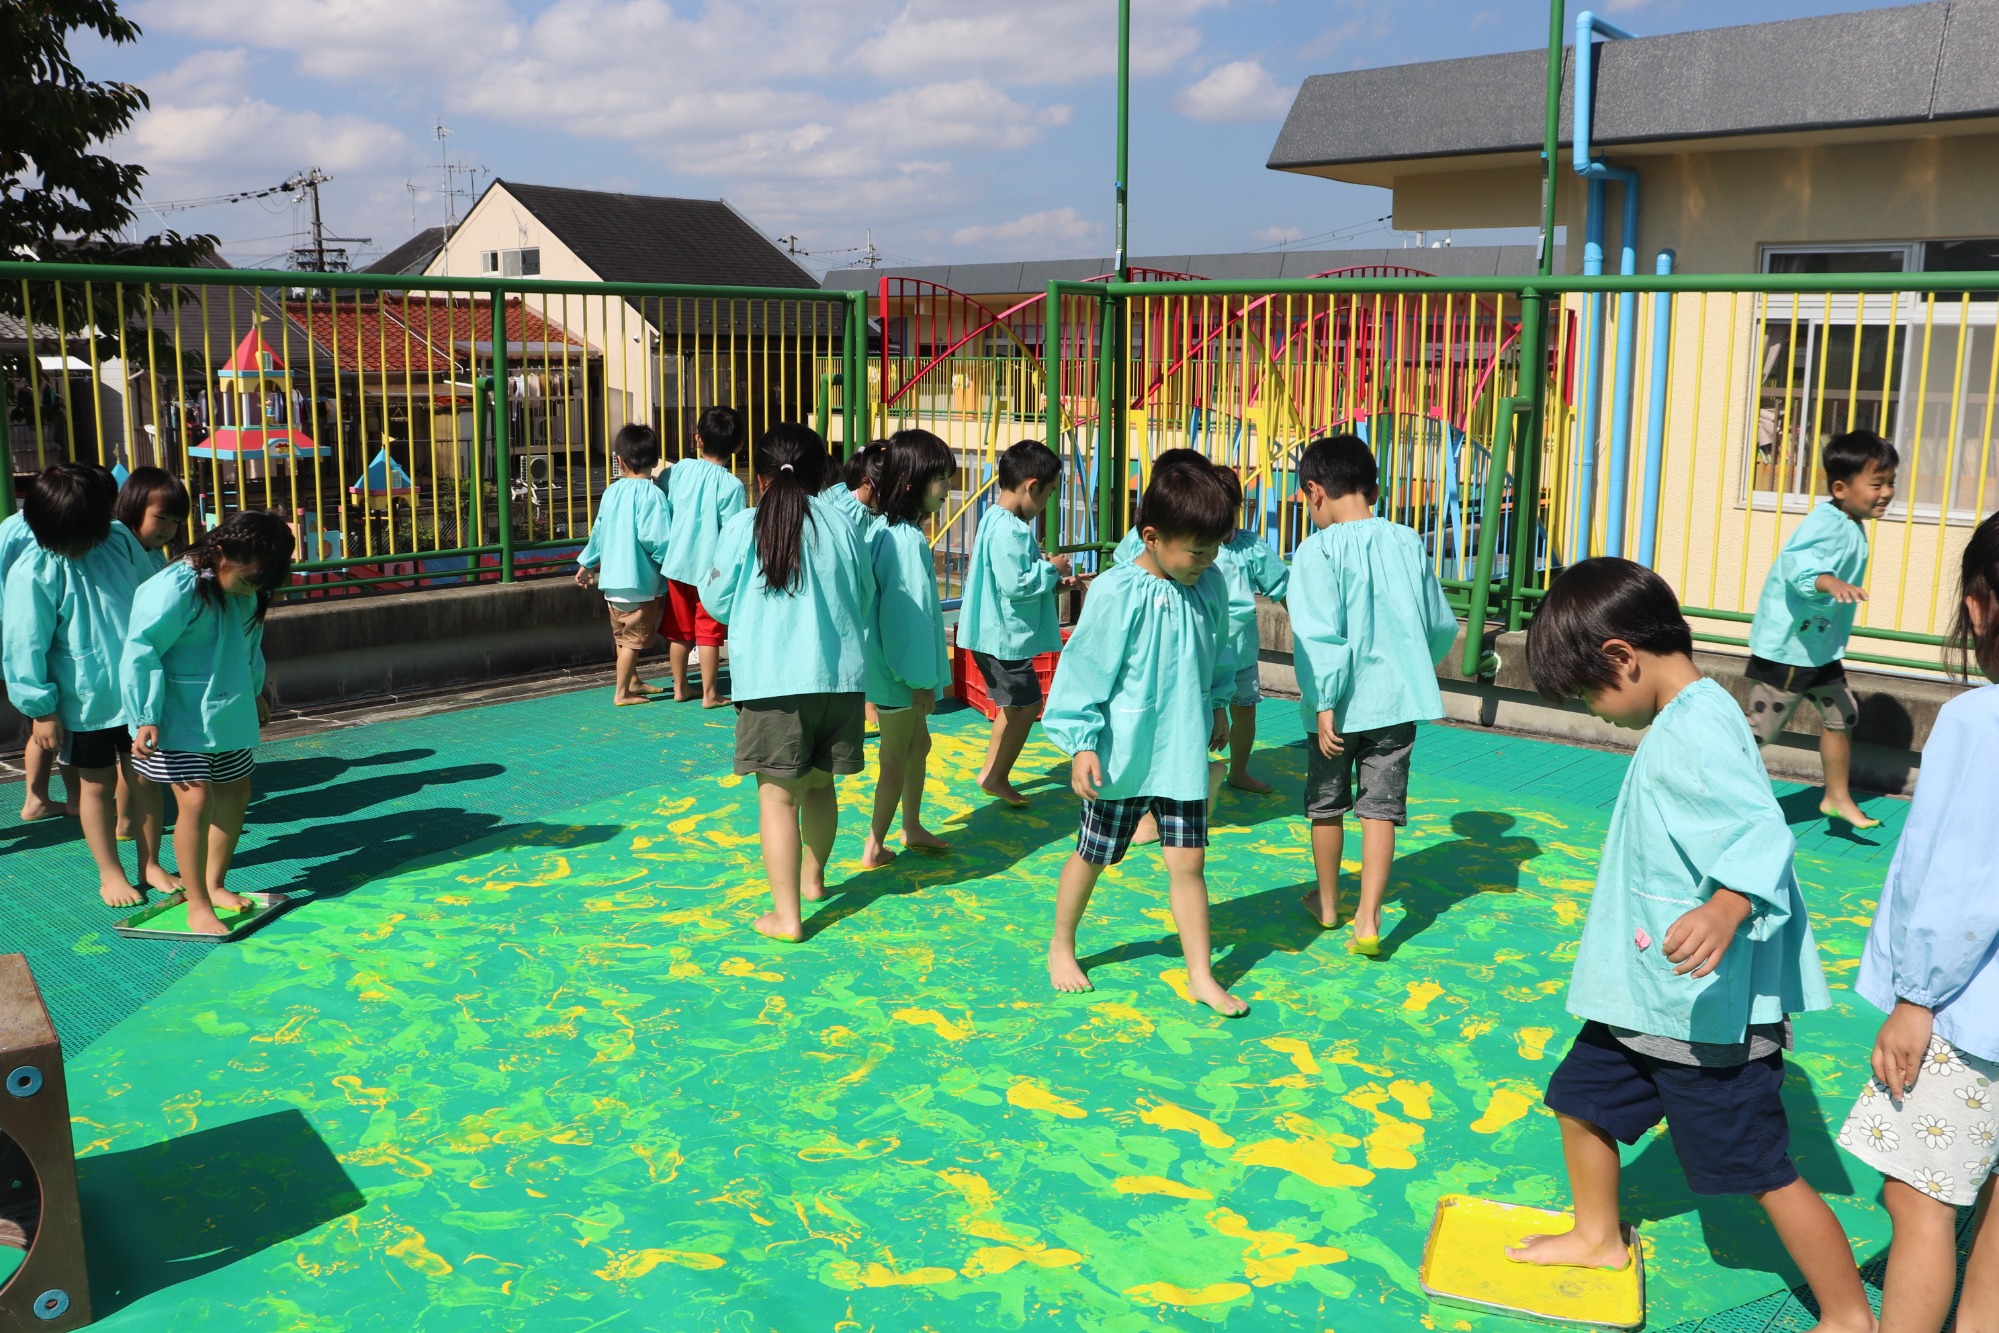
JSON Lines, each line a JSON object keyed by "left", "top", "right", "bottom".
{"left": 131, "top": 748, "right": 256, "bottom": 785}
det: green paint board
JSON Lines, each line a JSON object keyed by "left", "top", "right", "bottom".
{"left": 113, "top": 890, "right": 291, "bottom": 942}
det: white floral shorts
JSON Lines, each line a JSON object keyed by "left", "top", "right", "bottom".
{"left": 1838, "top": 1034, "right": 1999, "bottom": 1206}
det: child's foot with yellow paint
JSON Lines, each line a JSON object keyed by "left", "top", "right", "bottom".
{"left": 753, "top": 911, "right": 803, "bottom": 942}
{"left": 903, "top": 824, "right": 951, "bottom": 853}
{"left": 1048, "top": 951, "right": 1094, "bottom": 993}
{"left": 1226, "top": 769, "right": 1271, "bottom": 794}
{"left": 1185, "top": 974, "right": 1248, "bottom": 1018}
{"left": 977, "top": 774, "right": 1030, "bottom": 807}
{"left": 1819, "top": 796, "right": 1880, "bottom": 830}
{"left": 634, "top": 681, "right": 667, "bottom": 696}
{"left": 98, "top": 876, "right": 143, "bottom": 909}
{"left": 1301, "top": 892, "right": 1340, "bottom": 929}
{"left": 613, "top": 692, "right": 653, "bottom": 707}
{"left": 1505, "top": 1229, "right": 1630, "bottom": 1271}
{"left": 858, "top": 836, "right": 898, "bottom": 869}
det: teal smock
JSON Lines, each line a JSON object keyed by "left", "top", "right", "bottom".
{"left": 1113, "top": 526, "right": 1269, "bottom": 674}
{"left": 864, "top": 520, "right": 951, "bottom": 708}
{"left": 1567, "top": 678, "right": 1831, "bottom": 1043}
{"left": 661, "top": 457, "right": 746, "bottom": 587}
{"left": 1043, "top": 560, "right": 1234, "bottom": 801}
{"left": 824, "top": 484, "right": 885, "bottom": 548}
{"left": 120, "top": 559, "right": 268, "bottom": 753}
{"left": 1747, "top": 499, "right": 1870, "bottom": 667}
{"left": 0, "top": 512, "right": 34, "bottom": 586}
{"left": 1857, "top": 684, "right": 1999, "bottom": 1061}
{"left": 957, "top": 505, "right": 1061, "bottom": 660}
{"left": 1287, "top": 517, "right": 1458, "bottom": 734}
{"left": 579, "top": 477, "right": 673, "bottom": 602}
{"left": 699, "top": 493, "right": 876, "bottom": 703}
{"left": 3, "top": 522, "right": 156, "bottom": 731}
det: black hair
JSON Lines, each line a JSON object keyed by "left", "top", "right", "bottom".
{"left": 22, "top": 462, "right": 111, "bottom": 559}
{"left": 83, "top": 463, "right": 118, "bottom": 505}
{"left": 1822, "top": 429, "right": 1899, "bottom": 488}
{"left": 115, "top": 466, "right": 192, "bottom": 533}
{"left": 697, "top": 406, "right": 744, "bottom": 458}
{"left": 842, "top": 441, "right": 889, "bottom": 494}
{"left": 1150, "top": 448, "right": 1209, "bottom": 476}
{"left": 1136, "top": 464, "right": 1232, "bottom": 545}
{"left": 1213, "top": 464, "right": 1245, "bottom": 517}
{"left": 183, "top": 509, "right": 295, "bottom": 622}
{"left": 752, "top": 423, "right": 829, "bottom": 593}
{"left": 996, "top": 439, "right": 1061, "bottom": 492}
{"left": 1952, "top": 509, "right": 1999, "bottom": 681}
{"left": 1526, "top": 557, "right": 1694, "bottom": 700}
{"left": 1297, "top": 434, "right": 1378, "bottom": 500}
{"left": 613, "top": 422, "right": 660, "bottom": 474}
{"left": 879, "top": 429, "right": 957, "bottom": 526}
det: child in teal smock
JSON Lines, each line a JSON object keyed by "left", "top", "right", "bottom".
{"left": 699, "top": 424, "right": 877, "bottom": 943}
{"left": 958, "top": 440, "right": 1071, "bottom": 808}
{"left": 859, "top": 430, "right": 956, "bottom": 868}
{"left": 123, "top": 510, "right": 294, "bottom": 937}
{"left": 1743, "top": 429, "right": 1898, "bottom": 832}
{"left": 1043, "top": 464, "right": 1245, "bottom": 1017}
{"left": 0, "top": 505, "right": 65, "bottom": 821}
{"left": 1507, "top": 557, "right": 1869, "bottom": 1331}
{"left": 3, "top": 463, "right": 162, "bottom": 907}
{"left": 825, "top": 442, "right": 887, "bottom": 549}
{"left": 578, "top": 424, "right": 673, "bottom": 707}
{"left": 1288, "top": 436, "right": 1457, "bottom": 953}
{"left": 660, "top": 406, "right": 747, "bottom": 706}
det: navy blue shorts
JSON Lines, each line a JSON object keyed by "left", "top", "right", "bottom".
{"left": 1543, "top": 1021, "right": 1799, "bottom": 1197}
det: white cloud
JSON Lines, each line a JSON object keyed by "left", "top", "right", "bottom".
{"left": 950, "top": 207, "right": 1101, "bottom": 253}
{"left": 1174, "top": 60, "right": 1297, "bottom": 123}
{"left": 1254, "top": 225, "right": 1304, "bottom": 246}
{"left": 858, "top": 0, "right": 1221, "bottom": 86}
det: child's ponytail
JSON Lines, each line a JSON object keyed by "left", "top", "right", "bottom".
{"left": 1952, "top": 510, "right": 1999, "bottom": 680}
{"left": 752, "top": 423, "right": 829, "bottom": 593}
{"left": 182, "top": 509, "right": 295, "bottom": 622}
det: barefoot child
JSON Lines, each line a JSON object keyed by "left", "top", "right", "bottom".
{"left": 958, "top": 440, "right": 1070, "bottom": 807}
{"left": 700, "top": 424, "right": 875, "bottom": 941}
{"left": 861, "top": 429, "right": 956, "bottom": 867}
{"left": 1210, "top": 466, "right": 1288, "bottom": 793}
{"left": 1508, "top": 557, "right": 1871, "bottom": 1331}
{"left": 1836, "top": 511, "right": 1999, "bottom": 1333}
{"left": 1043, "top": 464, "right": 1246, "bottom": 1017}
{"left": 122, "top": 511, "right": 294, "bottom": 936}
{"left": 1, "top": 490, "right": 68, "bottom": 822}
{"left": 3, "top": 463, "right": 159, "bottom": 907}
{"left": 110, "top": 467, "right": 189, "bottom": 888}
{"left": 577, "top": 424, "right": 673, "bottom": 706}
{"left": 1743, "top": 428, "right": 1897, "bottom": 829}
{"left": 661, "top": 406, "right": 746, "bottom": 707}
{"left": 1289, "top": 435, "right": 1457, "bottom": 952}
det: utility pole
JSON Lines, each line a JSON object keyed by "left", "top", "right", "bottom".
{"left": 287, "top": 168, "right": 370, "bottom": 272}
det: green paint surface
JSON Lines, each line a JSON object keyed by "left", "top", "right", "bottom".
{"left": 0, "top": 693, "right": 1911, "bottom": 1329}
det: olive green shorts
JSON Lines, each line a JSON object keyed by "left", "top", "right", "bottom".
{"left": 732, "top": 692, "right": 867, "bottom": 779}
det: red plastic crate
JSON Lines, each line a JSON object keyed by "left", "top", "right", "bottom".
{"left": 953, "top": 628, "right": 1071, "bottom": 720}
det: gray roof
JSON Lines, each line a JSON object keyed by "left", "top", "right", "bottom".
{"left": 360, "top": 225, "right": 450, "bottom": 276}
{"left": 494, "top": 181, "right": 818, "bottom": 290}
{"left": 819, "top": 244, "right": 1548, "bottom": 294}
{"left": 1270, "top": 0, "right": 1999, "bottom": 179}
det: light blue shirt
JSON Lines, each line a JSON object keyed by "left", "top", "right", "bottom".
{"left": 1288, "top": 517, "right": 1458, "bottom": 734}
{"left": 1857, "top": 684, "right": 1999, "bottom": 1062}
{"left": 1567, "top": 678, "right": 1831, "bottom": 1042}
{"left": 1043, "top": 560, "right": 1235, "bottom": 801}
{"left": 865, "top": 520, "right": 951, "bottom": 708}
{"left": 1748, "top": 500, "right": 1870, "bottom": 667}
{"left": 2, "top": 522, "right": 156, "bottom": 730}
{"left": 579, "top": 477, "right": 672, "bottom": 602}
{"left": 1114, "top": 526, "right": 1270, "bottom": 674}
{"left": 699, "top": 493, "right": 876, "bottom": 703}
{"left": 0, "top": 512, "right": 34, "bottom": 587}
{"left": 824, "top": 484, "right": 884, "bottom": 549}
{"left": 661, "top": 457, "right": 746, "bottom": 587}
{"left": 120, "top": 559, "right": 268, "bottom": 753}
{"left": 957, "top": 504, "right": 1061, "bottom": 660}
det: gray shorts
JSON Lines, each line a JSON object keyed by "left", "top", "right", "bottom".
{"left": 1304, "top": 721, "right": 1416, "bottom": 825}
{"left": 972, "top": 652, "right": 1043, "bottom": 709}
{"left": 1233, "top": 662, "right": 1261, "bottom": 709}
{"left": 1742, "top": 656, "right": 1858, "bottom": 744}
{"left": 733, "top": 692, "right": 866, "bottom": 779}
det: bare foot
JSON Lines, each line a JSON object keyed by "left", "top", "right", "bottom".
{"left": 1350, "top": 910, "right": 1381, "bottom": 941}
{"left": 211, "top": 887, "right": 254, "bottom": 912}
{"left": 1227, "top": 771, "right": 1272, "bottom": 794}
{"left": 801, "top": 881, "right": 833, "bottom": 902}
{"left": 1505, "top": 1229, "right": 1630, "bottom": 1270}
{"left": 98, "top": 879, "right": 144, "bottom": 909}
{"left": 977, "top": 775, "right": 1030, "bottom": 808}
{"left": 613, "top": 693, "right": 654, "bottom": 707}
{"left": 753, "top": 911, "right": 802, "bottom": 942}
{"left": 1302, "top": 892, "right": 1340, "bottom": 929}
{"left": 1048, "top": 952, "right": 1094, "bottom": 993}
{"left": 903, "top": 826, "right": 952, "bottom": 853}
{"left": 672, "top": 685, "right": 693, "bottom": 703}
{"left": 1186, "top": 974, "right": 1249, "bottom": 1017}
{"left": 19, "top": 795, "right": 62, "bottom": 822}
{"left": 183, "top": 905, "right": 232, "bottom": 937}
{"left": 702, "top": 694, "right": 731, "bottom": 709}
{"left": 1821, "top": 797, "right": 1881, "bottom": 829}
{"left": 144, "top": 866, "right": 184, "bottom": 895}
{"left": 116, "top": 823, "right": 136, "bottom": 841}
{"left": 859, "top": 836, "right": 899, "bottom": 869}
{"left": 634, "top": 681, "right": 667, "bottom": 695}
{"left": 1130, "top": 813, "right": 1160, "bottom": 847}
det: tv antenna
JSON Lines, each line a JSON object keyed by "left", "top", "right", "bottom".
{"left": 435, "top": 120, "right": 487, "bottom": 234}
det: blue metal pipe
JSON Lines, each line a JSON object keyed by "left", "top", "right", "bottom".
{"left": 1638, "top": 249, "right": 1676, "bottom": 565}
{"left": 1572, "top": 9, "right": 1638, "bottom": 557}
{"left": 1605, "top": 166, "right": 1640, "bottom": 554}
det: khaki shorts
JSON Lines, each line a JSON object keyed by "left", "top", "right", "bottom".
{"left": 734, "top": 693, "right": 867, "bottom": 779}
{"left": 607, "top": 598, "right": 661, "bottom": 651}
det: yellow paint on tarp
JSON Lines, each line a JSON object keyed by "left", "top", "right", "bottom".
{"left": 894, "top": 1009, "right": 974, "bottom": 1042}
{"left": 827, "top": 1260, "right": 958, "bottom": 1288}
{"left": 937, "top": 1168, "right": 998, "bottom": 1214}
{"left": 1159, "top": 968, "right": 1194, "bottom": 1004}
{"left": 1231, "top": 1136, "right": 1375, "bottom": 1188}
{"left": 1471, "top": 1086, "right": 1539, "bottom": 1134}
{"left": 1207, "top": 1207, "right": 1349, "bottom": 1286}
{"left": 1389, "top": 1079, "right": 1434, "bottom": 1120}
{"left": 1262, "top": 1036, "right": 1319, "bottom": 1074}
{"left": 593, "top": 1247, "right": 727, "bottom": 1280}
{"left": 1007, "top": 1078, "right": 1086, "bottom": 1119}
{"left": 1345, "top": 1085, "right": 1425, "bottom": 1169}
{"left": 1403, "top": 981, "right": 1446, "bottom": 1012}
{"left": 718, "top": 957, "right": 784, "bottom": 982}
{"left": 1113, "top": 1175, "right": 1213, "bottom": 1200}
{"left": 1138, "top": 1098, "right": 1236, "bottom": 1148}
{"left": 1124, "top": 1281, "right": 1253, "bottom": 1307}
{"left": 385, "top": 1226, "right": 453, "bottom": 1276}
{"left": 1516, "top": 1026, "right": 1555, "bottom": 1060}
{"left": 961, "top": 1244, "right": 1084, "bottom": 1277}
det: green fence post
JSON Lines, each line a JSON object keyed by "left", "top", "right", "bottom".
{"left": 1043, "top": 281, "right": 1064, "bottom": 556}
{"left": 1508, "top": 289, "right": 1551, "bottom": 630}
{"left": 844, "top": 290, "right": 865, "bottom": 458}
{"left": 472, "top": 375, "right": 491, "bottom": 560}
{"left": 490, "top": 292, "right": 514, "bottom": 584}
{"left": 816, "top": 372, "right": 832, "bottom": 444}
{"left": 1462, "top": 396, "right": 1530, "bottom": 676}
{"left": 1095, "top": 291, "right": 1125, "bottom": 552}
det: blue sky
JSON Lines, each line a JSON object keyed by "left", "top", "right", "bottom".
{"left": 89, "top": 0, "right": 1912, "bottom": 273}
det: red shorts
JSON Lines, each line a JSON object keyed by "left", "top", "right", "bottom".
{"left": 661, "top": 579, "right": 726, "bottom": 646}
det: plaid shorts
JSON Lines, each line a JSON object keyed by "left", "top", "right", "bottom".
{"left": 1076, "top": 795, "right": 1208, "bottom": 866}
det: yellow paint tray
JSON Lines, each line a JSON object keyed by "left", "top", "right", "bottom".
{"left": 114, "top": 890, "right": 292, "bottom": 942}
{"left": 1418, "top": 1195, "right": 1644, "bottom": 1330}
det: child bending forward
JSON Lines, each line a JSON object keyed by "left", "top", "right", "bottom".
{"left": 1511, "top": 558, "right": 1870, "bottom": 1331}
{"left": 1043, "top": 464, "right": 1244, "bottom": 1017}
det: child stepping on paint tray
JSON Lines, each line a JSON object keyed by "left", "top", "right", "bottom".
{"left": 1043, "top": 463, "right": 1245, "bottom": 1017}
{"left": 1287, "top": 435, "right": 1458, "bottom": 953}
{"left": 1505, "top": 558, "right": 1873, "bottom": 1333}
{"left": 958, "top": 440, "right": 1073, "bottom": 808}
{"left": 1834, "top": 512, "right": 1999, "bottom": 1333}
{"left": 659, "top": 407, "right": 747, "bottom": 708}
{"left": 1741, "top": 428, "right": 1897, "bottom": 829}
{"left": 576, "top": 424, "right": 673, "bottom": 707}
